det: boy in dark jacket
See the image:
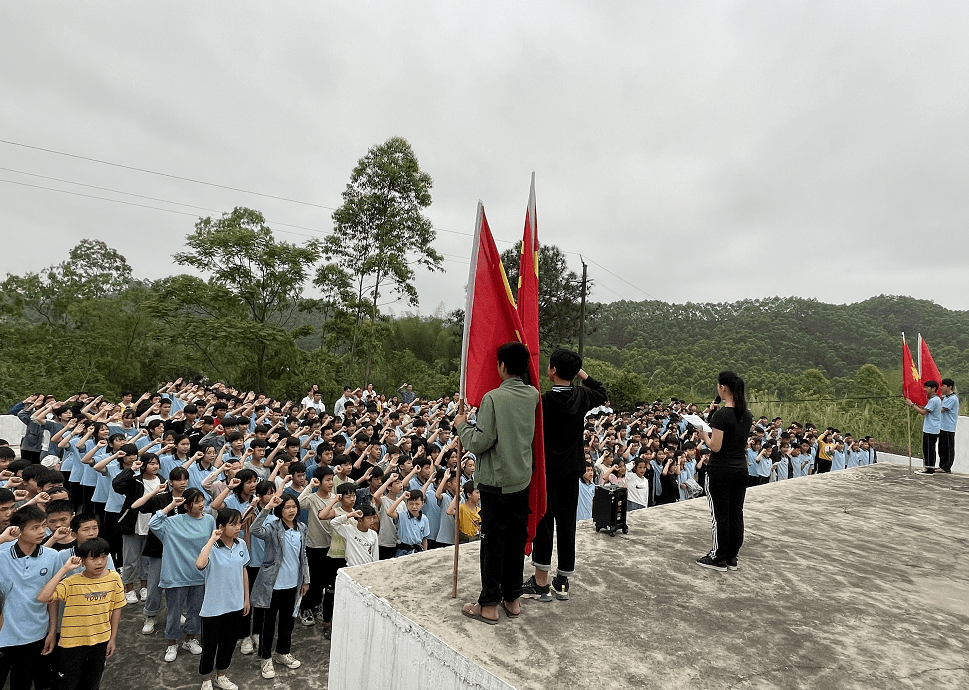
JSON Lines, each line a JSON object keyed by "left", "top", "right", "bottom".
{"left": 523, "top": 348, "right": 607, "bottom": 602}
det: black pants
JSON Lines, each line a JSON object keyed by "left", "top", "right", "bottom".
{"left": 241, "top": 566, "right": 265, "bottom": 639}
{"left": 531, "top": 473, "right": 579, "bottom": 576}
{"left": 259, "top": 587, "right": 297, "bottom": 659}
{"left": 478, "top": 486, "right": 530, "bottom": 606}
{"left": 815, "top": 459, "right": 832, "bottom": 474}
{"left": 320, "top": 557, "right": 345, "bottom": 623}
{"left": 103, "top": 512, "right": 122, "bottom": 567}
{"left": 57, "top": 642, "right": 107, "bottom": 690}
{"left": 746, "top": 474, "right": 758, "bottom": 487}
{"left": 81, "top": 485, "right": 95, "bottom": 514}
{"left": 33, "top": 634, "right": 60, "bottom": 690}
{"left": 378, "top": 545, "right": 397, "bottom": 561}
{"left": 0, "top": 638, "right": 45, "bottom": 690}
{"left": 704, "top": 466, "right": 747, "bottom": 562}
{"left": 199, "top": 610, "right": 242, "bottom": 676}
{"left": 922, "top": 432, "right": 939, "bottom": 470}
{"left": 20, "top": 449, "right": 41, "bottom": 464}
{"left": 69, "top": 481, "right": 85, "bottom": 512}
{"left": 300, "top": 547, "right": 327, "bottom": 613}
{"left": 758, "top": 476, "right": 770, "bottom": 486}
{"left": 939, "top": 430, "right": 956, "bottom": 472}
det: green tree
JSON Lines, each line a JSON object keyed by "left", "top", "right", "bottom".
{"left": 149, "top": 207, "right": 322, "bottom": 392}
{"left": 321, "top": 137, "right": 442, "bottom": 381}
{"left": 1, "top": 239, "right": 132, "bottom": 326}
{"left": 501, "top": 244, "right": 592, "bottom": 351}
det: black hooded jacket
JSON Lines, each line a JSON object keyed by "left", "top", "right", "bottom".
{"left": 542, "top": 376, "right": 608, "bottom": 480}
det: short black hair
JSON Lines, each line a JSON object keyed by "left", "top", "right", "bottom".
{"left": 70, "top": 513, "right": 100, "bottom": 532}
{"left": 76, "top": 537, "right": 111, "bottom": 559}
{"left": 0, "top": 488, "right": 15, "bottom": 505}
{"left": 549, "top": 348, "right": 582, "bottom": 381}
{"left": 46, "top": 500, "right": 74, "bottom": 517}
{"left": 168, "top": 467, "right": 190, "bottom": 481}
{"left": 358, "top": 504, "right": 377, "bottom": 517}
{"left": 215, "top": 508, "right": 242, "bottom": 529}
{"left": 11, "top": 505, "right": 47, "bottom": 528}
{"left": 0, "top": 447, "right": 16, "bottom": 461}
{"left": 497, "top": 342, "right": 530, "bottom": 377}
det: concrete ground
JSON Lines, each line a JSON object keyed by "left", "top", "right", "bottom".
{"left": 79, "top": 465, "right": 968, "bottom": 690}
{"left": 348, "top": 465, "right": 969, "bottom": 690}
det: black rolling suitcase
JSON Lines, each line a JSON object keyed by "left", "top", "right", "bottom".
{"left": 593, "top": 484, "right": 628, "bottom": 536}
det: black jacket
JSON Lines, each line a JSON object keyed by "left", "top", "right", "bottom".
{"left": 112, "top": 468, "right": 150, "bottom": 535}
{"left": 542, "top": 377, "right": 608, "bottom": 480}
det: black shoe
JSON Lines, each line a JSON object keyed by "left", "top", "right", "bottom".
{"left": 916, "top": 469, "right": 937, "bottom": 475}
{"left": 940, "top": 468, "right": 952, "bottom": 474}
{"left": 695, "top": 555, "right": 728, "bottom": 572}
{"left": 521, "top": 575, "right": 552, "bottom": 602}
{"left": 551, "top": 575, "right": 570, "bottom": 601}
{"left": 726, "top": 558, "right": 739, "bottom": 571}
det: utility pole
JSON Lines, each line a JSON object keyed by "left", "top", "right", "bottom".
{"left": 578, "top": 257, "right": 588, "bottom": 359}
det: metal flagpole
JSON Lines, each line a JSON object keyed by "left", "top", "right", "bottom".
{"left": 451, "top": 425, "right": 463, "bottom": 598}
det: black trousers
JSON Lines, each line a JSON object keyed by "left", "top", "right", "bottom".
{"left": 56, "top": 642, "right": 108, "bottom": 690}
{"left": 704, "top": 466, "right": 747, "bottom": 562}
{"left": 531, "top": 473, "right": 579, "bottom": 576}
{"left": 199, "top": 609, "right": 242, "bottom": 676}
{"left": 922, "top": 432, "right": 939, "bottom": 469}
{"left": 240, "top": 566, "right": 265, "bottom": 639}
{"left": 478, "top": 486, "right": 530, "bottom": 606}
{"left": 0, "top": 638, "right": 45, "bottom": 690}
{"left": 20, "top": 449, "right": 41, "bottom": 464}
{"left": 300, "top": 547, "right": 327, "bottom": 613}
{"left": 320, "top": 556, "right": 345, "bottom": 623}
{"left": 939, "top": 430, "right": 956, "bottom": 472}
{"left": 81, "top": 485, "right": 95, "bottom": 514}
{"left": 259, "top": 587, "right": 297, "bottom": 659}
{"left": 378, "top": 545, "right": 397, "bottom": 561}
{"left": 815, "top": 459, "right": 832, "bottom": 474}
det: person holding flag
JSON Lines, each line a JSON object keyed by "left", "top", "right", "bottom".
{"left": 907, "top": 380, "right": 942, "bottom": 474}
{"left": 455, "top": 342, "right": 538, "bottom": 625}
{"left": 938, "top": 378, "right": 958, "bottom": 474}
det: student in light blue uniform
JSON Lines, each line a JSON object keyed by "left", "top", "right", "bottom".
{"left": 389, "top": 489, "right": 431, "bottom": 556}
{"left": 196, "top": 508, "right": 249, "bottom": 690}
{"left": 907, "top": 380, "right": 943, "bottom": 474}
{"left": 830, "top": 442, "right": 847, "bottom": 471}
{"left": 746, "top": 441, "right": 761, "bottom": 487}
{"left": 938, "top": 378, "right": 959, "bottom": 473}
{"left": 0, "top": 506, "right": 62, "bottom": 690}
{"left": 772, "top": 450, "right": 790, "bottom": 482}
{"left": 149, "top": 488, "right": 216, "bottom": 663}
{"left": 756, "top": 445, "right": 773, "bottom": 485}
{"left": 422, "top": 468, "right": 443, "bottom": 548}
{"left": 577, "top": 463, "right": 595, "bottom": 520}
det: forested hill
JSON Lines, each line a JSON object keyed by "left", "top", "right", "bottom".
{"left": 583, "top": 295, "right": 969, "bottom": 398}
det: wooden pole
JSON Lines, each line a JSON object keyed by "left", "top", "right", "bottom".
{"left": 907, "top": 406, "right": 912, "bottom": 473}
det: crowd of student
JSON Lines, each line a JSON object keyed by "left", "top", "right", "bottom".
{"left": 578, "top": 401, "right": 880, "bottom": 517}
{"left": 0, "top": 380, "right": 481, "bottom": 690}
{"left": 0, "top": 380, "right": 879, "bottom": 690}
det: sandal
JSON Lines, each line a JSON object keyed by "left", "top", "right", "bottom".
{"left": 461, "top": 602, "right": 499, "bottom": 626}
{"left": 500, "top": 601, "right": 521, "bottom": 618}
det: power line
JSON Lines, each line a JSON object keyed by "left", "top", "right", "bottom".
{"left": 1, "top": 140, "right": 649, "bottom": 301}
{"left": 0, "top": 138, "right": 334, "bottom": 209}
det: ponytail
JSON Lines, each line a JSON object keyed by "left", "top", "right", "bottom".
{"left": 718, "top": 371, "right": 747, "bottom": 420}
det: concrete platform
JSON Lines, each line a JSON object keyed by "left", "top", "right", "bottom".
{"left": 331, "top": 465, "right": 969, "bottom": 690}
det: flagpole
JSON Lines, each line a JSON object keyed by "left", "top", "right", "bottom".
{"left": 907, "top": 407, "right": 912, "bottom": 473}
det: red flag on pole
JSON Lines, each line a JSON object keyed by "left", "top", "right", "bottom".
{"left": 516, "top": 174, "right": 546, "bottom": 555}
{"left": 460, "top": 203, "right": 525, "bottom": 408}
{"left": 902, "top": 334, "right": 924, "bottom": 405}
{"left": 918, "top": 335, "right": 942, "bottom": 389}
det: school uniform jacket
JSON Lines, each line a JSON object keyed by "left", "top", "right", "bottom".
{"left": 249, "top": 508, "right": 310, "bottom": 609}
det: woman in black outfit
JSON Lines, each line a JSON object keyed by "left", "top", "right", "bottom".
{"left": 695, "top": 371, "right": 752, "bottom": 572}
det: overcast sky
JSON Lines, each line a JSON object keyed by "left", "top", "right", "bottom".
{"left": 2, "top": 2, "right": 968, "bottom": 315}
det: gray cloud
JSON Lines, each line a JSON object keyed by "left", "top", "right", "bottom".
{"left": 2, "top": 2, "right": 967, "bottom": 315}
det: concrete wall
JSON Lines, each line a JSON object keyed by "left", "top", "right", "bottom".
{"left": 0, "top": 414, "right": 27, "bottom": 450}
{"left": 328, "top": 570, "right": 514, "bottom": 690}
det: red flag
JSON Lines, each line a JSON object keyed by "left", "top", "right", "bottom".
{"left": 516, "top": 174, "right": 546, "bottom": 555}
{"left": 918, "top": 335, "right": 942, "bottom": 390}
{"left": 460, "top": 203, "right": 525, "bottom": 408}
{"left": 902, "top": 334, "right": 925, "bottom": 405}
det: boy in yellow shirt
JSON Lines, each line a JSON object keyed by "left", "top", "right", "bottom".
{"left": 36, "top": 537, "right": 125, "bottom": 690}
{"left": 451, "top": 481, "right": 481, "bottom": 544}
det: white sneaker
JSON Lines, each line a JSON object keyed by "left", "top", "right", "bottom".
{"left": 261, "top": 659, "right": 275, "bottom": 679}
{"left": 200, "top": 680, "right": 213, "bottom": 690}
{"left": 180, "top": 614, "right": 187, "bottom": 626}
{"left": 140, "top": 587, "right": 148, "bottom": 600}
{"left": 141, "top": 617, "right": 155, "bottom": 635}
{"left": 213, "top": 675, "right": 238, "bottom": 690}
{"left": 276, "top": 652, "right": 301, "bottom": 669}
{"left": 299, "top": 609, "right": 315, "bottom": 626}
{"left": 182, "top": 638, "right": 203, "bottom": 655}
{"left": 164, "top": 644, "right": 178, "bottom": 662}
{"left": 125, "top": 590, "right": 139, "bottom": 604}
{"left": 240, "top": 636, "right": 254, "bottom": 655}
